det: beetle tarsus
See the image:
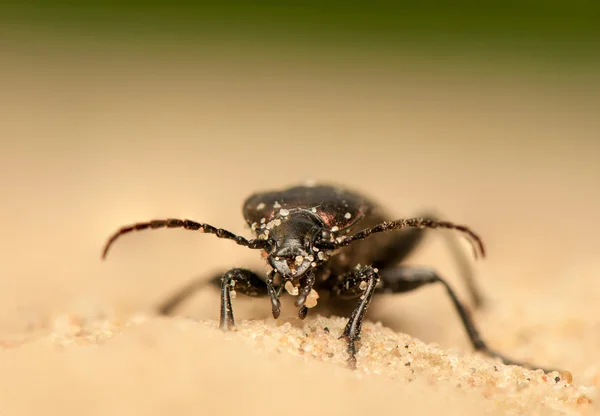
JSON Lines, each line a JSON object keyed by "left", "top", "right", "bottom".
{"left": 342, "top": 335, "right": 359, "bottom": 370}
{"left": 298, "top": 306, "right": 308, "bottom": 320}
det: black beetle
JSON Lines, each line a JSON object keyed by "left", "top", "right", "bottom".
{"left": 102, "top": 183, "right": 555, "bottom": 371}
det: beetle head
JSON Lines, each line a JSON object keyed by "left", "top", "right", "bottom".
{"left": 266, "top": 210, "right": 325, "bottom": 279}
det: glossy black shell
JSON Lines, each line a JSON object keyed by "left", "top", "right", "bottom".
{"left": 243, "top": 184, "right": 374, "bottom": 232}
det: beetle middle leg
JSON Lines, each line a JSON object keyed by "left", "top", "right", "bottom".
{"left": 156, "top": 275, "right": 220, "bottom": 316}
{"left": 372, "top": 213, "right": 483, "bottom": 308}
{"left": 331, "top": 265, "right": 381, "bottom": 369}
{"left": 377, "top": 266, "right": 558, "bottom": 372}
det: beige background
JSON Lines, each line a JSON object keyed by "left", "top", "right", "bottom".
{"left": 1, "top": 30, "right": 599, "bottom": 415}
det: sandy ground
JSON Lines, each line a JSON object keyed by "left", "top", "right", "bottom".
{"left": 1, "top": 33, "right": 600, "bottom": 415}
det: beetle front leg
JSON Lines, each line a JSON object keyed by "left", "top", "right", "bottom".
{"left": 218, "top": 268, "right": 269, "bottom": 330}
{"left": 332, "top": 265, "right": 381, "bottom": 369}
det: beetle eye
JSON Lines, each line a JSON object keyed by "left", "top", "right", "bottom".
{"left": 321, "top": 230, "right": 331, "bottom": 241}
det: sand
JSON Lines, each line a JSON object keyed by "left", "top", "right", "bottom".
{"left": 0, "top": 311, "right": 597, "bottom": 415}
{"left": 1, "top": 33, "right": 600, "bottom": 415}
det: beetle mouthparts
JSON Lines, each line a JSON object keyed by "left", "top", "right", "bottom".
{"left": 271, "top": 254, "right": 312, "bottom": 278}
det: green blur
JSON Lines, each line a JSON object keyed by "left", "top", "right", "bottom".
{"left": 2, "top": 2, "right": 599, "bottom": 65}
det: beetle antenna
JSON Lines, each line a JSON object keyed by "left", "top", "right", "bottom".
{"left": 101, "top": 218, "right": 270, "bottom": 259}
{"left": 321, "top": 218, "right": 485, "bottom": 260}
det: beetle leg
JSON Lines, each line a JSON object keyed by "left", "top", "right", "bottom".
{"left": 349, "top": 213, "right": 482, "bottom": 308}
{"left": 156, "top": 275, "right": 218, "bottom": 316}
{"left": 331, "top": 265, "right": 380, "bottom": 369}
{"left": 156, "top": 268, "right": 268, "bottom": 328}
{"left": 377, "top": 266, "right": 559, "bottom": 373}
{"left": 217, "top": 268, "right": 270, "bottom": 330}
{"left": 372, "top": 213, "right": 484, "bottom": 308}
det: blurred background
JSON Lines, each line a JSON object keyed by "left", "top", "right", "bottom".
{"left": 1, "top": 1, "right": 599, "bottom": 375}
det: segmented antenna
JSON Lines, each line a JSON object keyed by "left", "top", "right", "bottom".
{"left": 321, "top": 218, "right": 485, "bottom": 260}
{"left": 101, "top": 218, "right": 269, "bottom": 259}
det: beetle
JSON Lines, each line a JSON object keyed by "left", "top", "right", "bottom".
{"left": 102, "top": 183, "right": 554, "bottom": 371}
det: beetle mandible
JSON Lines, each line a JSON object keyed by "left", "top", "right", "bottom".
{"left": 102, "top": 183, "right": 555, "bottom": 371}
